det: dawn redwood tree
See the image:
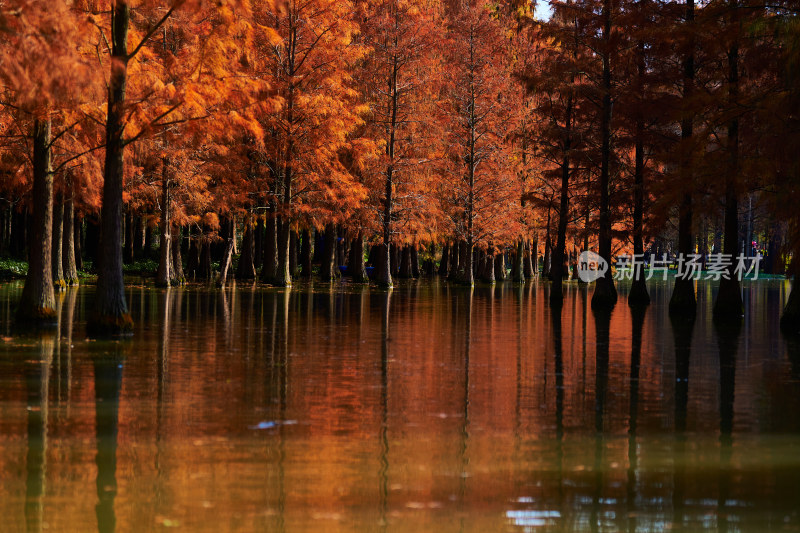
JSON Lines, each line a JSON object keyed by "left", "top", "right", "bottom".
{"left": 0, "top": 1, "right": 92, "bottom": 323}
{"left": 441, "top": 1, "right": 521, "bottom": 286}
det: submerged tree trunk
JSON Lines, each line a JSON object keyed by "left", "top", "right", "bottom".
{"left": 513, "top": 240, "right": 525, "bottom": 282}
{"left": 18, "top": 118, "right": 56, "bottom": 323}
{"left": 92, "top": 1, "right": 132, "bottom": 333}
{"left": 629, "top": 39, "right": 650, "bottom": 306}
{"left": 62, "top": 180, "right": 78, "bottom": 285}
{"left": 275, "top": 218, "right": 292, "bottom": 287}
{"left": 261, "top": 216, "right": 278, "bottom": 284}
{"left": 300, "top": 228, "right": 312, "bottom": 278}
{"left": 351, "top": 232, "right": 368, "bottom": 283}
{"left": 218, "top": 229, "right": 235, "bottom": 287}
{"left": 494, "top": 251, "right": 506, "bottom": 281}
{"left": 237, "top": 218, "right": 256, "bottom": 280}
{"left": 171, "top": 228, "right": 184, "bottom": 284}
{"left": 375, "top": 242, "right": 392, "bottom": 288}
{"left": 669, "top": 0, "right": 697, "bottom": 317}
{"left": 155, "top": 161, "right": 171, "bottom": 288}
{"left": 320, "top": 224, "right": 337, "bottom": 282}
{"left": 714, "top": 7, "right": 743, "bottom": 320}
{"left": 52, "top": 194, "right": 65, "bottom": 290}
{"left": 439, "top": 243, "right": 450, "bottom": 276}
{"left": 591, "top": 0, "right": 618, "bottom": 310}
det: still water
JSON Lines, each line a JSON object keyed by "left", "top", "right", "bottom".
{"left": 0, "top": 279, "right": 798, "bottom": 532}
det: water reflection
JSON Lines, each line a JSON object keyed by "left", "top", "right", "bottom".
{"left": 92, "top": 346, "right": 124, "bottom": 533}
{"left": 0, "top": 281, "right": 798, "bottom": 532}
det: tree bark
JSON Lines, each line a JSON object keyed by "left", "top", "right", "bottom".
{"left": 300, "top": 228, "right": 312, "bottom": 278}
{"left": 155, "top": 160, "right": 171, "bottom": 288}
{"left": 669, "top": 0, "right": 697, "bottom": 317}
{"left": 171, "top": 227, "right": 184, "bottom": 284}
{"left": 411, "top": 245, "right": 420, "bottom": 278}
{"left": 62, "top": 184, "right": 78, "bottom": 285}
{"left": 261, "top": 216, "right": 278, "bottom": 284}
{"left": 74, "top": 215, "right": 83, "bottom": 271}
{"left": 51, "top": 193, "right": 65, "bottom": 290}
{"left": 513, "top": 240, "right": 525, "bottom": 282}
{"left": 320, "top": 223, "right": 337, "bottom": 282}
{"left": 91, "top": 0, "right": 132, "bottom": 333}
{"left": 439, "top": 243, "right": 450, "bottom": 276}
{"left": 236, "top": 218, "right": 256, "bottom": 280}
{"left": 351, "top": 232, "right": 368, "bottom": 283}
{"left": 629, "top": 39, "right": 650, "bottom": 306}
{"left": 18, "top": 118, "right": 56, "bottom": 323}
{"left": 494, "top": 251, "right": 506, "bottom": 281}
{"left": 591, "top": 0, "right": 618, "bottom": 310}
{"left": 399, "top": 245, "right": 412, "bottom": 279}
{"left": 275, "top": 217, "right": 292, "bottom": 286}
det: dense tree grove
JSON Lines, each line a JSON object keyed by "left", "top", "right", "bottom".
{"left": 1, "top": 0, "right": 799, "bottom": 332}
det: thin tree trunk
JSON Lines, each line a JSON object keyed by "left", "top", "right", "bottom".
{"left": 669, "top": 0, "right": 697, "bottom": 317}
{"left": 411, "top": 245, "right": 420, "bottom": 278}
{"left": 591, "top": 0, "right": 618, "bottom": 310}
{"left": 494, "top": 250, "right": 506, "bottom": 281}
{"left": 155, "top": 160, "right": 171, "bottom": 288}
{"left": 439, "top": 243, "right": 450, "bottom": 276}
{"left": 74, "top": 215, "right": 83, "bottom": 271}
{"left": 218, "top": 231, "right": 235, "bottom": 287}
{"left": 254, "top": 217, "right": 263, "bottom": 269}
{"left": 62, "top": 184, "right": 78, "bottom": 285}
{"left": 52, "top": 193, "right": 65, "bottom": 290}
{"left": 275, "top": 217, "right": 291, "bottom": 286}
{"left": 289, "top": 230, "right": 298, "bottom": 276}
{"left": 320, "top": 223, "right": 336, "bottom": 282}
{"left": 513, "top": 240, "right": 525, "bottom": 282}
{"left": 629, "top": 39, "right": 650, "bottom": 306}
{"left": 18, "top": 118, "right": 56, "bottom": 323}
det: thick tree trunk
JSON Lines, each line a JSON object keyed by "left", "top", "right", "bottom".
{"left": 52, "top": 194, "right": 65, "bottom": 290}
{"left": 439, "top": 243, "right": 450, "bottom": 276}
{"left": 494, "top": 251, "right": 506, "bottom": 281}
{"left": 351, "top": 232, "right": 368, "bottom": 283}
{"left": 300, "top": 228, "right": 312, "bottom": 278}
{"left": 399, "top": 245, "right": 412, "bottom": 279}
{"left": 18, "top": 119, "right": 56, "bottom": 323}
{"left": 461, "top": 241, "right": 474, "bottom": 286}
{"left": 481, "top": 249, "right": 496, "bottom": 284}
{"left": 375, "top": 242, "right": 392, "bottom": 287}
{"left": 261, "top": 216, "right": 278, "bottom": 283}
{"left": 236, "top": 218, "right": 256, "bottom": 280}
{"left": 390, "top": 243, "right": 400, "bottom": 277}
{"left": 91, "top": 0, "right": 132, "bottom": 333}
{"left": 320, "top": 224, "right": 337, "bottom": 282}
{"left": 155, "top": 163, "right": 171, "bottom": 288}
{"left": 513, "top": 240, "right": 525, "bottom": 282}
{"left": 62, "top": 187, "right": 78, "bottom": 285}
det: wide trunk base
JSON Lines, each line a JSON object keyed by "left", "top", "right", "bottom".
{"left": 713, "top": 278, "right": 743, "bottom": 320}
{"left": 628, "top": 279, "right": 650, "bottom": 307}
{"left": 591, "top": 277, "right": 618, "bottom": 310}
{"left": 669, "top": 278, "right": 697, "bottom": 316}
{"left": 87, "top": 312, "right": 134, "bottom": 336}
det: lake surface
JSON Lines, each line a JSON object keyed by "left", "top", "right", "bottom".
{"left": 0, "top": 279, "right": 798, "bottom": 532}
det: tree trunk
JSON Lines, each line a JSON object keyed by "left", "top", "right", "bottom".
{"left": 62, "top": 186, "right": 78, "bottom": 285}
{"left": 236, "top": 218, "right": 256, "bottom": 280}
{"left": 494, "top": 251, "right": 506, "bottom": 281}
{"left": 782, "top": 271, "right": 800, "bottom": 335}
{"left": 375, "top": 242, "right": 392, "bottom": 287}
{"left": 714, "top": 4, "right": 743, "bottom": 320}
{"left": 275, "top": 217, "right": 292, "bottom": 287}
{"left": 411, "top": 245, "right": 420, "bottom": 278}
{"left": 185, "top": 226, "right": 200, "bottom": 280}
{"left": 254, "top": 217, "right": 263, "bottom": 269}
{"left": 439, "top": 243, "right": 450, "bottom": 276}
{"left": 461, "top": 240, "right": 474, "bottom": 286}
{"left": 199, "top": 238, "right": 212, "bottom": 281}
{"left": 399, "top": 245, "right": 412, "bottom": 279}
{"left": 390, "top": 243, "right": 400, "bottom": 277}
{"left": 289, "top": 230, "right": 298, "bottom": 276}
{"left": 351, "top": 232, "right": 368, "bottom": 283}
{"left": 123, "top": 211, "right": 134, "bottom": 264}
{"left": 591, "top": 0, "right": 618, "bottom": 310}
{"left": 171, "top": 227, "right": 184, "bottom": 284}
{"left": 629, "top": 39, "right": 650, "bottom": 306}
{"left": 482, "top": 249, "right": 496, "bottom": 283}
{"left": 91, "top": 0, "right": 132, "bottom": 333}
{"left": 18, "top": 119, "right": 56, "bottom": 323}
{"left": 300, "top": 228, "right": 312, "bottom": 278}
{"left": 320, "top": 224, "right": 337, "bottom": 282}
{"left": 513, "top": 240, "right": 525, "bottom": 282}
{"left": 542, "top": 229, "right": 551, "bottom": 280}
{"left": 74, "top": 215, "right": 83, "bottom": 271}
{"left": 669, "top": 0, "right": 697, "bottom": 317}
{"left": 218, "top": 233, "right": 235, "bottom": 287}
{"left": 52, "top": 194, "right": 65, "bottom": 290}
{"left": 155, "top": 162, "right": 171, "bottom": 288}
{"left": 261, "top": 216, "right": 278, "bottom": 283}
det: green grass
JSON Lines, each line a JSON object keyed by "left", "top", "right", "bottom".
{"left": 0, "top": 258, "right": 27, "bottom": 280}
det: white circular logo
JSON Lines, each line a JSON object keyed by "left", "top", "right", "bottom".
{"left": 577, "top": 251, "right": 609, "bottom": 283}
